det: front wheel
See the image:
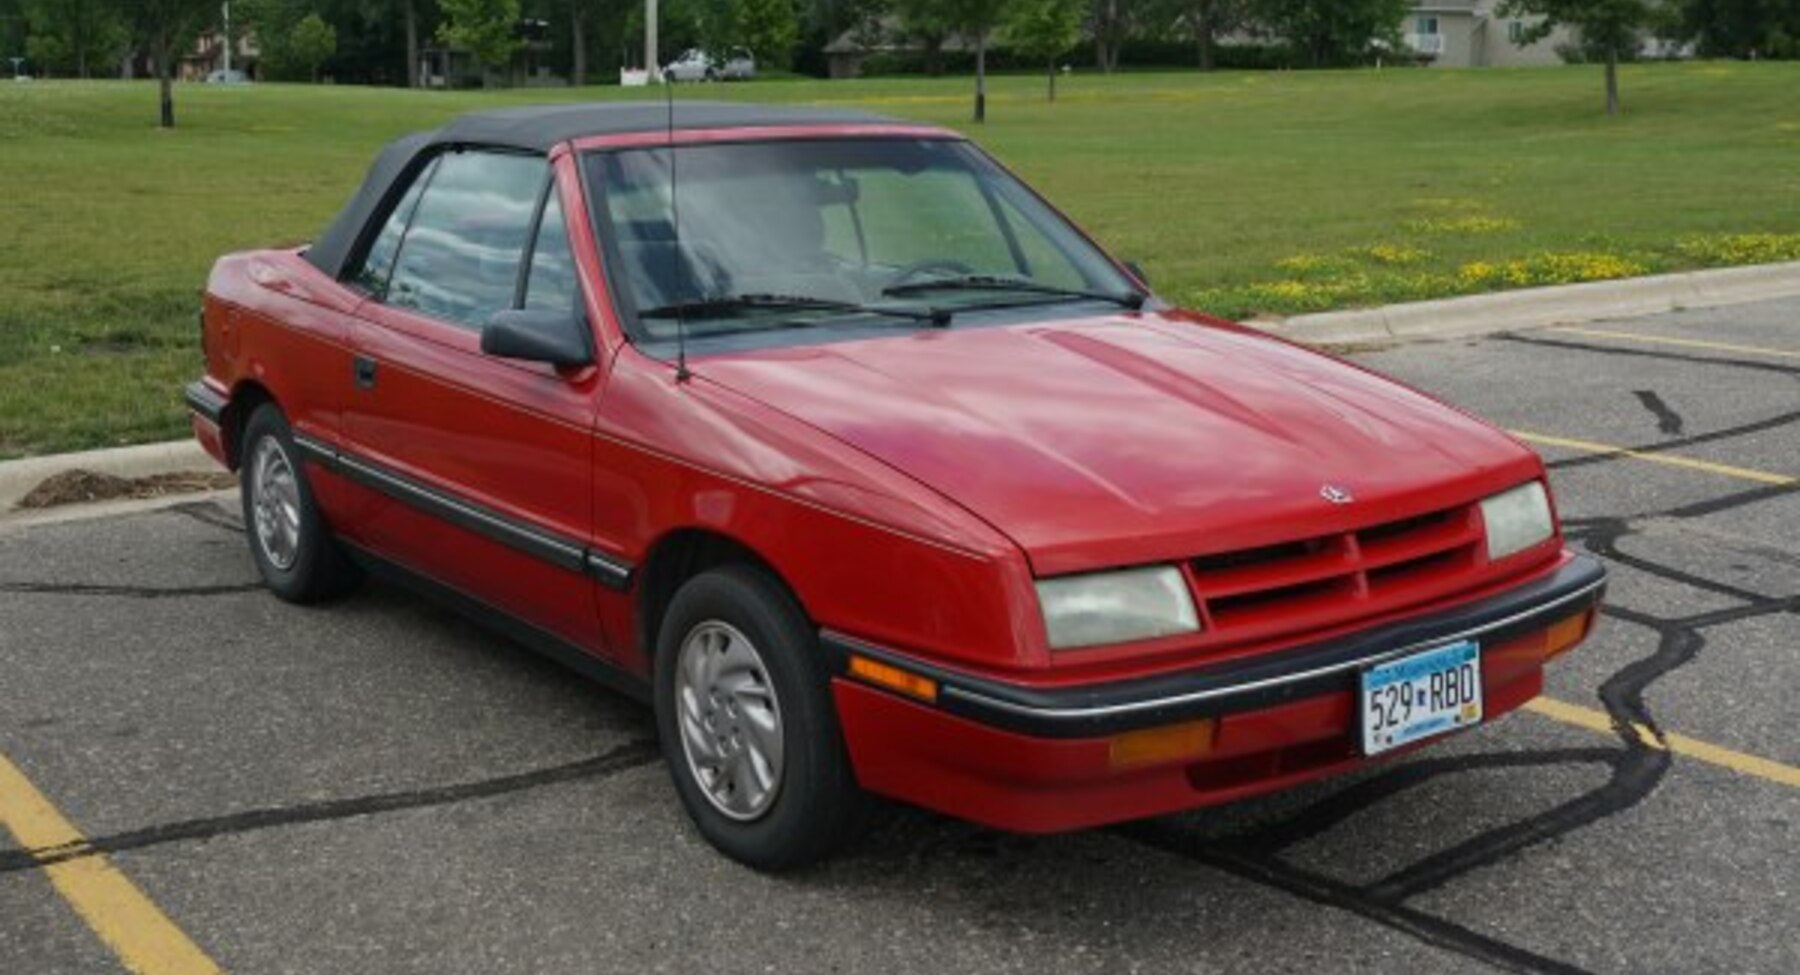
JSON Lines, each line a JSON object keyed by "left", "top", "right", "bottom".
{"left": 239, "top": 404, "right": 362, "bottom": 603}
{"left": 654, "top": 565, "right": 867, "bottom": 870}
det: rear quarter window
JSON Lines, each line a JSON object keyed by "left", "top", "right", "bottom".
{"left": 351, "top": 156, "right": 438, "bottom": 297}
{"left": 385, "top": 151, "right": 547, "bottom": 330}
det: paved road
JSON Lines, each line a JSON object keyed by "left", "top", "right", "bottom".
{"left": 2, "top": 298, "right": 1796, "bottom": 975}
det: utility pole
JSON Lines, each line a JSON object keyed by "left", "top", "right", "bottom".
{"left": 221, "top": 2, "right": 232, "bottom": 76}
{"left": 645, "top": 0, "right": 659, "bottom": 81}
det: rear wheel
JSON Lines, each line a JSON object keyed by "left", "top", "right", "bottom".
{"left": 654, "top": 565, "right": 867, "bottom": 869}
{"left": 239, "top": 405, "right": 362, "bottom": 603}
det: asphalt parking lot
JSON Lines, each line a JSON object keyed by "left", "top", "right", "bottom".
{"left": 2, "top": 297, "right": 1796, "bottom": 975}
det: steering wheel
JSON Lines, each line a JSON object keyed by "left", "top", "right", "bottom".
{"left": 888, "top": 259, "right": 975, "bottom": 289}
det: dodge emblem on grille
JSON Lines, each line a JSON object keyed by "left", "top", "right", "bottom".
{"left": 1320, "top": 484, "right": 1353, "bottom": 504}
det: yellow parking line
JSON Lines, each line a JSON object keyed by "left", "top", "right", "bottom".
{"left": 1546, "top": 326, "right": 1800, "bottom": 361}
{"left": 1509, "top": 431, "right": 1798, "bottom": 486}
{"left": 0, "top": 752, "right": 223, "bottom": 975}
{"left": 1525, "top": 697, "right": 1800, "bottom": 789}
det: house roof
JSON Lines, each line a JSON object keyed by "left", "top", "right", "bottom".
{"left": 303, "top": 101, "right": 910, "bottom": 280}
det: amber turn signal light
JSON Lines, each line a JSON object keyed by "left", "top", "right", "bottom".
{"left": 1108, "top": 719, "right": 1218, "bottom": 770}
{"left": 1542, "top": 610, "right": 1594, "bottom": 662}
{"left": 848, "top": 654, "right": 939, "bottom": 704}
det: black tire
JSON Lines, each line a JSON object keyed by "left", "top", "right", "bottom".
{"left": 654, "top": 564, "right": 868, "bottom": 870}
{"left": 239, "top": 404, "right": 362, "bottom": 604}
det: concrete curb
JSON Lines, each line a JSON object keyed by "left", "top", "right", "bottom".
{"left": 1263, "top": 260, "right": 1800, "bottom": 346}
{"left": 0, "top": 440, "right": 214, "bottom": 512}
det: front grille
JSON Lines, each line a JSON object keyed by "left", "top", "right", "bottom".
{"left": 1189, "top": 503, "right": 1485, "bottom": 646}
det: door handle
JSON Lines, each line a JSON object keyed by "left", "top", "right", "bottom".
{"left": 353, "top": 356, "right": 378, "bottom": 390}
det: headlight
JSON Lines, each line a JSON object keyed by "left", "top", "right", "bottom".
{"left": 1036, "top": 565, "right": 1200, "bottom": 650}
{"left": 1481, "top": 481, "right": 1554, "bottom": 560}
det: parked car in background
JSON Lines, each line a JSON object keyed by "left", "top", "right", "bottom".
{"left": 186, "top": 102, "right": 1605, "bottom": 872}
{"left": 717, "top": 47, "right": 756, "bottom": 81}
{"left": 662, "top": 49, "right": 717, "bottom": 82}
{"left": 205, "top": 69, "right": 251, "bottom": 84}
{"left": 663, "top": 48, "right": 755, "bottom": 82}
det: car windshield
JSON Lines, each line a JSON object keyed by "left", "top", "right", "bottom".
{"left": 583, "top": 138, "right": 1140, "bottom": 345}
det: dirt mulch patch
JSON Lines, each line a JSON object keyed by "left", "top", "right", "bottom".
{"left": 16, "top": 469, "right": 237, "bottom": 511}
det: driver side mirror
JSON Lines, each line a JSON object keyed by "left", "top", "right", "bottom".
{"left": 481, "top": 309, "right": 594, "bottom": 369}
{"left": 1124, "top": 260, "right": 1151, "bottom": 288}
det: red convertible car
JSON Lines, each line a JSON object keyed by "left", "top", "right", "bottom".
{"left": 187, "top": 102, "right": 1605, "bottom": 869}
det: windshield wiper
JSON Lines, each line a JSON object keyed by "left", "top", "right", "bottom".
{"left": 882, "top": 275, "right": 1146, "bottom": 311}
{"left": 640, "top": 293, "right": 951, "bottom": 327}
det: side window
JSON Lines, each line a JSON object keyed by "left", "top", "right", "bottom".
{"left": 523, "top": 190, "right": 579, "bottom": 313}
{"left": 351, "top": 156, "right": 437, "bottom": 296}
{"left": 386, "top": 151, "right": 545, "bottom": 330}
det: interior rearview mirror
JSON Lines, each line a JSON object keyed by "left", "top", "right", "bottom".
{"left": 481, "top": 309, "right": 594, "bottom": 369}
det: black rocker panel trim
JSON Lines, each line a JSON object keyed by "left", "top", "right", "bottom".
{"left": 291, "top": 432, "right": 634, "bottom": 591}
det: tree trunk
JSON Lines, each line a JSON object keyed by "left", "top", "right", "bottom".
{"left": 1094, "top": 0, "right": 1120, "bottom": 74}
{"left": 973, "top": 35, "right": 987, "bottom": 123}
{"left": 156, "top": 40, "right": 175, "bottom": 128}
{"left": 570, "top": 4, "right": 587, "bottom": 87}
{"left": 1095, "top": 38, "right": 1118, "bottom": 74}
{"left": 1604, "top": 48, "right": 1619, "bottom": 115}
{"left": 1047, "top": 60, "right": 1056, "bottom": 102}
{"left": 404, "top": 0, "right": 420, "bottom": 88}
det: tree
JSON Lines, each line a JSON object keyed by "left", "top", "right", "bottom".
{"left": 1676, "top": 0, "right": 1800, "bottom": 58}
{"left": 239, "top": 0, "right": 305, "bottom": 79}
{"left": 558, "top": 0, "right": 593, "bottom": 86}
{"left": 309, "top": 0, "right": 438, "bottom": 87}
{"left": 952, "top": 0, "right": 1012, "bottom": 122}
{"left": 1008, "top": 0, "right": 1081, "bottom": 99}
{"left": 1499, "top": 0, "right": 1663, "bottom": 114}
{"left": 289, "top": 12, "right": 337, "bottom": 80}
{"left": 402, "top": 0, "right": 425, "bottom": 85}
{"left": 131, "top": 0, "right": 214, "bottom": 128}
{"left": 895, "top": 0, "right": 957, "bottom": 74}
{"left": 438, "top": 0, "right": 521, "bottom": 71}
{"left": 1254, "top": 0, "right": 1409, "bottom": 67}
{"left": 733, "top": 0, "right": 802, "bottom": 68}
{"left": 1180, "top": 0, "right": 1250, "bottom": 69}
{"left": 0, "top": 0, "right": 24, "bottom": 70}
{"left": 22, "top": 0, "right": 127, "bottom": 78}
{"left": 1088, "top": 0, "right": 1139, "bottom": 72}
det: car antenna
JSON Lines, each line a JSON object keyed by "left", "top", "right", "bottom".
{"left": 665, "top": 73, "right": 691, "bottom": 383}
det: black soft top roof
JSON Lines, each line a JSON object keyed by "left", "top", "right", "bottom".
{"left": 303, "top": 101, "right": 915, "bottom": 279}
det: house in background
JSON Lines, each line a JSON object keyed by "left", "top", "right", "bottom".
{"left": 1405, "top": 1, "right": 1573, "bottom": 67}
{"left": 178, "top": 29, "right": 261, "bottom": 81}
{"left": 823, "top": 19, "right": 983, "bottom": 79}
{"left": 420, "top": 18, "right": 563, "bottom": 88}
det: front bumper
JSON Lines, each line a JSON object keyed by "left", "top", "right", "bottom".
{"left": 826, "top": 552, "right": 1606, "bottom": 833}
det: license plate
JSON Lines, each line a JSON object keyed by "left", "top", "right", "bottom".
{"left": 1360, "top": 640, "right": 1483, "bottom": 756}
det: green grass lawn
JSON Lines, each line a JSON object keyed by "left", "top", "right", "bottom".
{"left": 2, "top": 63, "right": 1798, "bottom": 457}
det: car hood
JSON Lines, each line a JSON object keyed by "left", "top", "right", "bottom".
{"left": 695, "top": 313, "right": 1542, "bottom": 575}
